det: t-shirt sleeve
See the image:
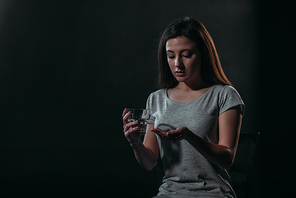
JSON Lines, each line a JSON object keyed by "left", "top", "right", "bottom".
{"left": 146, "top": 92, "right": 156, "bottom": 124}
{"left": 219, "top": 86, "right": 245, "bottom": 116}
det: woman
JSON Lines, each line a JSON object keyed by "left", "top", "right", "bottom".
{"left": 122, "top": 17, "right": 244, "bottom": 198}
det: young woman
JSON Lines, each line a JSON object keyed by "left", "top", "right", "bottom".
{"left": 122, "top": 17, "right": 244, "bottom": 198}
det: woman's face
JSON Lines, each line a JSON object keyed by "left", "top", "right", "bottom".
{"left": 166, "top": 36, "right": 202, "bottom": 84}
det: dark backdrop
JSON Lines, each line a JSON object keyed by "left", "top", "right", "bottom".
{"left": 0, "top": 0, "right": 294, "bottom": 197}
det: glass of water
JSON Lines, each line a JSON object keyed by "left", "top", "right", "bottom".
{"left": 127, "top": 108, "right": 151, "bottom": 135}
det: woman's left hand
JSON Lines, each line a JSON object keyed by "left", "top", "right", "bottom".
{"left": 151, "top": 126, "right": 191, "bottom": 143}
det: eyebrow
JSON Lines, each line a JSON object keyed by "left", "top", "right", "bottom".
{"left": 166, "top": 49, "right": 192, "bottom": 53}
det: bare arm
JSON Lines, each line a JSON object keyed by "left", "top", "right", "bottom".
{"left": 152, "top": 105, "right": 242, "bottom": 169}
{"left": 122, "top": 108, "right": 159, "bottom": 171}
{"left": 186, "top": 105, "right": 241, "bottom": 169}
{"left": 131, "top": 124, "right": 159, "bottom": 171}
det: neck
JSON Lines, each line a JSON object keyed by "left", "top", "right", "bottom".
{"left": 176, "top": 78, "right": 211, "bottom": 91}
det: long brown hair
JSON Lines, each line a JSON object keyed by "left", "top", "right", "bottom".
{"left": 158, "top": 17, "right": 232, "bottom": 88}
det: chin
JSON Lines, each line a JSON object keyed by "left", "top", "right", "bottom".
{"left": 175, "top": 76, "right": 189, "bottom": 82}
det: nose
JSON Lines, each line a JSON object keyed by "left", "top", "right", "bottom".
{"left": 174, "top": 56, "right": 183, "bottom": 68}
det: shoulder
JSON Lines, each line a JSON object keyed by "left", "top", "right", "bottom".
{"left": 147, "top": 88, "right": 167, "bottom": 99}
{"left": 146, "top": 89, "right": 167, "bottom": 112}
{"left": 211, "top": 84, "right": 241, "bottom": 97}
{"left": 212, "top": 84, "right": 244, "bottom": 115}
{"left": 146, "top": 89, "right": 167, "bottom": 106}
{"left": 211, "top": 84, "right": 235, "bottom": 91}
{"left": 223, "top": 85, "right": 240, "bottom": 94}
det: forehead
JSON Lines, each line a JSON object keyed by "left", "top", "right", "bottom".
{"left": 165, "top": 36, "right": 197, "bottom": 51}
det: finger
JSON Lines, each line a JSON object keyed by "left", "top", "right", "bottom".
{"left": 122, "top": 108, "right": 128, "bottom": 117}
{"left": 152, "top": 128, "right": 165, "bottom": 134}
{"left": 151, "top": 129, "right": 164, "bottom": 137}
{"left": 172, "top": 134, "right": 183, "bottom": 141}
{"left": 151, "top": 128, "right": 164, "bottom": 137}
{"left": 123, "top": 111, "right": 132, "bottom": 125}
{"left": 125, "top": 120, "right": 138, "bottom": 128}
{"left": 124, "top": 120, "right": 139, "bottom": 133}
{"left": 167, "top": 130, "right": 183, "bottom": 141}
{"left": 152, "top": 129, "right": 174, "bottom": 143}
{"left": 167, "top": 130, "right": 178, "bottom": 138}
{"left": 152, "top": 128, "right": 170, "bottom": 138}
{"left": 123, "top": 109, "right": 131, "bottom": 120}
{"left": 124, "top": 126, "right": 139, "bottom": 137}
{"left": 151, "top": 129, "right": 160, "bottom": 135}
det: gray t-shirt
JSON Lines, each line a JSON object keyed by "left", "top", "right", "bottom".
{"left": 146, "top": 84, "right": 244, "bottom": 198}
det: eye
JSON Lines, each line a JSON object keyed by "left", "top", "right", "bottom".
{"left": 167, "top": 53, "right": 175, "bottom": 59}
{"left": 183, "top": 53, "right": 193, "bottom": 58}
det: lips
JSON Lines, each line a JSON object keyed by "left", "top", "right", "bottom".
{"left": 175, "top": 70, "right": 185, "bottom": 77}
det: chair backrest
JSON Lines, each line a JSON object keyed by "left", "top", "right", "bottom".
{"left": 228, "top": 132, "right": 261, "bottom": 198}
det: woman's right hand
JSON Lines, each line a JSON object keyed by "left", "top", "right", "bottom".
{"left": 122, "top": 108, "right": 141, "bottom": 145}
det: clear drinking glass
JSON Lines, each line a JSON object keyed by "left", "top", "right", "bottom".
{"left": 127, "top": 108, "right": 151, "bottom": 135}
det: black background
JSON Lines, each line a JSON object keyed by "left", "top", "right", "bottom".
{"left": 0, "top": 0, "right": 294, "bottom": 197}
